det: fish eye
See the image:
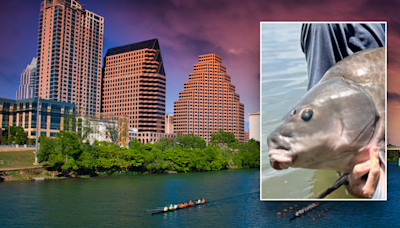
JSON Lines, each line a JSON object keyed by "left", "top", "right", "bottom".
{"left": 290, "top": 109, "right": 297, "bottom": 116}
{"left": 301, "top": 109, "right": 313, "bottom": 121}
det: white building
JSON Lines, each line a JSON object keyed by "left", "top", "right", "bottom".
{"left": 77, "top": 117, "right": 119, "bottom": 144}
{"left": 249, "top": 111, "right": 260, "bottom": 141}
{"left": 128, "top": 127, "right": 139, "bottom": 141}
{"left": 16, "top": 57, "right": 37, "bottom": 100}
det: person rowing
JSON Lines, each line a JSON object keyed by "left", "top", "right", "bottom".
{"left": 174, "top": 205, "right": 178, "bottom": 210}
{"left": 184, "top": 202, "right": 188, "bottom": 207}
{"left": 164, "top": 206, "right": 168, "bottom": 212}
{"left": 188, "top": 200, "right": 193, "bottom": 206}
{"left": 202, "top": 198, "right": 205, "bottom": 203}
{"left": 169, "top": 204, "right": 173, "bottom": 210}
{"left": 197, "top": 199, "right": 201, "bottom": 204}
{"left": 179, "top": 203, "right": 183, "bottom": 208}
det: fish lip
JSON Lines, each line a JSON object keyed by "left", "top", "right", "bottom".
{"left": 269, "top": 148, "right": 296, "bottom": 170}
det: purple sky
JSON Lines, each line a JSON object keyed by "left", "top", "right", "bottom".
{"left": 1, "top": 0, "right": 400, "bottom": 140}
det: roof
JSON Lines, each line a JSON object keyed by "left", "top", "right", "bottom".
{"left": 106, "top": 39, "right": 160, "bottom": 56}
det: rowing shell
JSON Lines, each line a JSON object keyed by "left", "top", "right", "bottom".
{"left": 289, "top": 204, "right": 319, "bottom": 221}
{"left": 151, "top": 202, "right": 208, "bottom": 215}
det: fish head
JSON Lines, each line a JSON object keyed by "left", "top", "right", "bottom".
{"left": 268, "top": 77, "right": 377, "bottom": 173}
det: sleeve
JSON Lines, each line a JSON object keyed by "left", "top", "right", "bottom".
{"left": 301, "top": 23, "right": 385, "bottom": 90}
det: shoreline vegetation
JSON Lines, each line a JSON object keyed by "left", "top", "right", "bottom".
{"left": 1, "top": 129, "right": 260, "bottom": 181}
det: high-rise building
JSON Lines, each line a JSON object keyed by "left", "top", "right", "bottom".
{"left": 16, "top": 57, "right": 37, "bottom": 100}
{"left": 244, "top": 131, "right": 249, "bottom": 143}
{"left": 118, "top": 115, "right": 129, "bottom": 147}
{"left": 165, "top": 114, "right": 174, "bottom": 134}
{"left": 249, "top": 111, "right": 260, "bottom": 141}
{"left": 101, "top": 39, "right": 166, "bottom": 133}
{"left": 174, "top": 54, "right": 245, "bottom": 143}
{"left": 36, "top": 0, "right": 104, "bottom": 115}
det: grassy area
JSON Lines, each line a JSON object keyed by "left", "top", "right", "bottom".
{"left": 0, "top": 150, "right": 37, "bottom": 168}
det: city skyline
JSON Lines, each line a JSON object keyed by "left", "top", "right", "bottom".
{"left": 1, "top": 1, "right": 400, "bottom": 141}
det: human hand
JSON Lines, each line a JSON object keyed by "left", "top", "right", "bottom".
{"left": 347, "top": 146, "right": 380, "bottom": 198}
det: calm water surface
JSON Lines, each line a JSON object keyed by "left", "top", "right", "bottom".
{"left": 1, "top": 165, "right": 400, "bottom": 227}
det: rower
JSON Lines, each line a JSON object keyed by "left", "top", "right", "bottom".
{"left": 164, "top": 206, "right": 168, "bottom": 211}
{"left": 169, "top": 204, "right": 173, "bottom": 210}
{"left": 179, "top": 203, "right": 183, "bottom": 208}
{"left": 174, "top": 205, "right": 178, "bottom": 210}
{"left": 198, "top": 199, "right": 201, "bottom": 204}
{"left": 202, "top": 198, "right": 205, "bottom": 203}
{"left": 189, "top": 200, "right": 193, "bottom": 206}
{"left": 184, "top": 202, "right": 188, "bottom": 207}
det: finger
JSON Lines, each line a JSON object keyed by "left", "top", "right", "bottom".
{"left": 352, "top": 160, "right": 370, "bottom": 180}
{"left": 362, "top": 146, "right": 380, "bottom": 197}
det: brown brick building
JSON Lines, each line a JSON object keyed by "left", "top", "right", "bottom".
{"left": 174, "top": 54, "right": 245, "bottom": 143}
{"left": 101, "top": 39, "right": 166, "bottom": 133}
{"left": 36, "top": 0, "right": 104, "bottom": 116}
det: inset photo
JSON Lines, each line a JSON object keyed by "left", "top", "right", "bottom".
{"left": 260, "top": 22, "right": 387, "bottom": 200}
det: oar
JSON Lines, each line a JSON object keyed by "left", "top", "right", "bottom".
{"left": 315, "top": 174, "right": 349, "bottom": 198}
{"left": 144, "top": 207, "right": 164, "bottom": 212}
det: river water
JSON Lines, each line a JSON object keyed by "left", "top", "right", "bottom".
{"left": 1, "top": 165, "right": 400, "bottom": 227}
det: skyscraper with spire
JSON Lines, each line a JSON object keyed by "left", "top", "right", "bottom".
{"left": 174, "top": 54, "right": 245, "bottom": 142}
{"left": 36, "top": 0, "right": 104, "bottom": 115}
{"left": 16, "top": 57, "right": 37, "bottom": 100}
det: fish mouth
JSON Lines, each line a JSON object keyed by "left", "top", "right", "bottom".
{"left": 269, "top": 148, "right": 296, "bottom": 170}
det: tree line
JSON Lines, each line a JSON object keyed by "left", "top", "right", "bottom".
{"left": 37, "top": 129, "right": 260, "bottom": 175}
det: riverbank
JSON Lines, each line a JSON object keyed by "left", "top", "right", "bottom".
{"left": 1, "top": 166, "right": 257, "bottom": 182}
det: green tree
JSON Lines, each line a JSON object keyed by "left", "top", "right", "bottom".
{"left": 156, "top": 137, "right": 177, "bottom": 150}
{"left": 144, "top": 148, "right": 169, "bottom": 172}
{"left": 189, "top": 148, "right": 209, "bottom": 171}
{"left": 176, "top": 133, "right": 206, "bottom": 149}
{"left": 238, "top": 139, "right": 260, "bottom": 168}
{"left": 39, "top": 131, "right": 82, "bottom": 173}
{"left": 210, "top": 129, "right": 238, "bottom": 148}
{"left": 38, "top": 135, "right": 58, "bottom": 163}
{"left": 1, "top": 126, "right": 27, "bottom": 145}
{"left": 163, "top": 147, "right": 190, "bottom": 172}
{"left": 126, "top": 139, "right": 145, "bottom": 167}
{"left": 96, "top": 141, "right": 129, "bottom": 173}
{"left": 77, "top": 141, "right": 99, "bottom": 170}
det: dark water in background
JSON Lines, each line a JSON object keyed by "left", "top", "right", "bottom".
{"left": 0, "top": 164, "right": 399, "bottom": 227}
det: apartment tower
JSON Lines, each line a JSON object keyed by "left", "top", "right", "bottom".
{"left": 16, "top": 57, "right": 37, "bottom": 100}
{"left": 174, "top": 54, "right": 245, "bottom": 142}
{"left": 101, "top": 39, "right": 166, "bottom": 133}
{"left": 36, "top": 0, "right": 104, "bottom": 115}
{"left": 165, "top": 114, "right": 174, "bottom": 134}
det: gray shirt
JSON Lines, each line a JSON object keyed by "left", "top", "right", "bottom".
{"left": 301, "top": 23, "right": 385, "bottom": 90}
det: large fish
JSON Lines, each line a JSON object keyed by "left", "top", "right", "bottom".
{"left": 267, "top": 48, "right": 386, "bottom": 199}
